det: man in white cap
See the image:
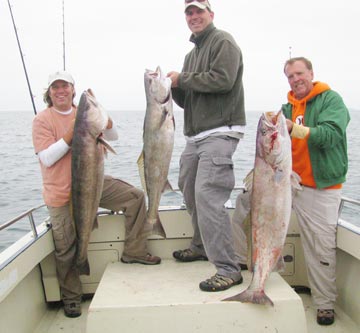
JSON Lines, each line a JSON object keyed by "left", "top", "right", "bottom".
{"left": 32, "top": 71, "right": 161, "bottom": 318}
{"left": 168, "top": 1, "right": 247, "bottom": 292}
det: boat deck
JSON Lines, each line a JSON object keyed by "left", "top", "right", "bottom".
{"left": 33, "top": 259, "right": 360, "bottom": 333}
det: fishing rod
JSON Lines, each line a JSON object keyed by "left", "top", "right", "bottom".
{"left": 7, "top": 0, "right": 37, "bottom": 115}
{"left": 62, "top": 0, "right": 66, "bottom": 70}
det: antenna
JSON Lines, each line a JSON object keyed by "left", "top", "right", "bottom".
{"left": 289, "top": 46, "right": 292, "bottom": 59}
{"left": 62, "top": 0, "right": 66, "bottom": 71}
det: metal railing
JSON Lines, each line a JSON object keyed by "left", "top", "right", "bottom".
{"left": 339, "top": 196, "right": 360, "bottom": 212}
{"left": 1, "top": 194, "right": 359, "bottom": 236}
{"left": 0, "top": 204, "right": 46, "bottom": 236}
{"left": 0, "top": 194, "right": 359, "bottom": 263}
{"left": 338, "top": 196, "right": 360, "bottom": 234}
{"left": 0, "top": 204, "right": 49, "bottom": 270}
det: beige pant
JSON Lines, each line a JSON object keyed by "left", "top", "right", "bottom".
{"left": 293, "top": 186, "right": 340, "bottom": 309}
{"left": 48, "top": 175, "right": 151, "bottom": 304}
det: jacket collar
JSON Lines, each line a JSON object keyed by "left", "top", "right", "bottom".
{"left": 287, "top": 81, "right": 330, "bottom": 105}
{"left": 189, "top": 23, "right": 216, "bottom": 47}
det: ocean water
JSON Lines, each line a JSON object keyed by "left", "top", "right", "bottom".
{"left": 0, "top": 109, "right": 359, "bottom": 251}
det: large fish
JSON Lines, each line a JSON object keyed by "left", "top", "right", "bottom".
{"left": 224, "top": 111, "right": 297, "bottom": 306}
{"left": 72, "top": 89, "right": 113, "bottom": 275}
{"left": 137, "top": 66, "right": 174, "bottom": 239}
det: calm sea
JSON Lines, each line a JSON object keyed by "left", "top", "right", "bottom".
{"left": 0, "top": 109, "right": 359, "bottom": 251}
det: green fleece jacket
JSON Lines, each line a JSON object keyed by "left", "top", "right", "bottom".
{"left": 172, "top": 23, "right": 245, "bottom": 136}
{"left": 281, "top": 89, "right": 350, "bottom": 188}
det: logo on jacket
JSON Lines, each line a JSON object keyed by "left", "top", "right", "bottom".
{"left": 295, "top": 115, "right": 304, "bottom": 125}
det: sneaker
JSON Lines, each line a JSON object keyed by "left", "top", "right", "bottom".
{"left": 64, "top": 302, "right": 81, "bottom": 318}
{"left": 199, "top": 274, "right": 243, "bottom": 292}
{"left": 121, "top": 253, "right": 161, "bottom": 265}
{"left": 317, "top": 309, "right": 335, "bottom": 325}
{"left": 173, "top": 248, "right": 208, "bottom": 262}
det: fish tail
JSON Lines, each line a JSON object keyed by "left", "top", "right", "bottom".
{"left": 162, "top": 179, "right": 173, "bottom": 193}
{"left": 150, "top": 217, "right": 166, "bottom": 239}
{"left": 137, "top": 151, "right": 147, "bottom": 193}
{"left": 77, "top": 259, "right": 90, "bottom": 276}
{"left": 223, "top": 289, "right": 274, "bottom": 306}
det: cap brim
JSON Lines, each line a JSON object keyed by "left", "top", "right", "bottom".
{"left": 48, "top": 76, "right": 74, "bottom": 88}
{"left": 185, "top": 3, "right": 207, "bottom": 11}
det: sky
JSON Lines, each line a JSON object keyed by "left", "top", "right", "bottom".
{"left": 1, "top": 0, "right": 359, "bottom": 113}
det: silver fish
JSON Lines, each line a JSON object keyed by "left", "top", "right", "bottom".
{"left": 137, "top": 66, "right": 175, "bottom": 239}
{"left": 72, "top": 89, "right": 113, "bottom": 275}
{"left": 224, "top": 111, "right": 295, "bottom": 305}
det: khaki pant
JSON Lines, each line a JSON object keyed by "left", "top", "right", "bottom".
{"left": 48, "top": 175, "right": 151, "bottom": 304}
{"left": 293, "top": 186, "right": 340, "bottom": 309}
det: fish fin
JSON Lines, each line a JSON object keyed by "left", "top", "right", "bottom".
{"left": 87, "top": 88, "right": 95, "bottom": 97}
{"left": 223, "top": 289, "right": 274, "bottom": 306}
{"left": 243, "top": 169, "right": 254, "bottom": 192}
{"left": 291, "top": 171, "right": 302, "bottom": 190}
{"left": 150, "top": 216, "right": 166, "bottom": 239}
{"left": 162, "top": 179, "right": 174, "bottom": 193}
{"left": 274, "top": 168, "right": 285, "bottom": 183}
{"left": 242, "top": 212, "right": 253, "bottom": 272}
{"left": 137, "top": 151, "right": 147, "bottom": 193}
{"left": 273, "top": 255, "right": 285, "bottom": 272}
{"left": 98, "top": 137, "right": 116, "bottom": 154}
{"left": 92, "top": 217, "right": 99, "bottom": 230}
{"left": 78, "top": 260, "right": 90, "bottom": 276}
{"left": 159, "top": 107, "right": 168, "bottom": 128}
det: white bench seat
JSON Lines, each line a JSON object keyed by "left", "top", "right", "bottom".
{"left": 87, "top": 260, "right": 307, "bottom": 333}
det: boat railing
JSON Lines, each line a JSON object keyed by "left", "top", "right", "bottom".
{"left": 0, "top": 204, "right": 47, "bottom": 235}
{"left": 338, "top": 196, "right": 360, "bottom": 235}
{"left": 0, "top": 204, "right": 49, "bottom": 269}
{"left": 1, "top": 193, "right": 359, "bottom": 268}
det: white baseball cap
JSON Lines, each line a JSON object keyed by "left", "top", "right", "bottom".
{"left": 47, "top": 71, "right": 75, "bottom": 88}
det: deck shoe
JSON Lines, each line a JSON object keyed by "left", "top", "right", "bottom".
{"left": 317, "top": 309, "right": 335, "bottom": 325}
{"left": 64, "top": 302, "right": 81, "bottom": 318}
{"left": 173, "top": 248, "right": 208, "bottom": 262}
{"left": 199, "top": 274, "right": 243, "bottom": 292}
{"left": 121, "top": 253, "right": 161, "bottom": 265}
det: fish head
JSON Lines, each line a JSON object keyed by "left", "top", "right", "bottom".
{"left": 256, "top": 111, "right": 291, "bottom": 167}
{"left": 77, "top": 89, "right": 109, "bottom": 138}
{"left": 144, "top": 66, "right": 172, "bottom": 105}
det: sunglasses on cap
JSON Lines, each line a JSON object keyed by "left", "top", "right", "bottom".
{"left": 185, "top": 0, "right": 210, "bottom": 3}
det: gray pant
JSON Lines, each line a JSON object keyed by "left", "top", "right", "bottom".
{"left": 48, "top": 175, "right": 151, "bottom": 304}
{"left": 178, "top": 135, "right": 242, "bottom": 281}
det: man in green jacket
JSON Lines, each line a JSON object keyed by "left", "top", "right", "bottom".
{"left": 167, "top": 0, "right": 246, "bottom": 292}
{"left": 282, "top": 57, "right": 350, "bottom": 326}
{"left": 233, "top": 56, "right": 349, "bottom": 324}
